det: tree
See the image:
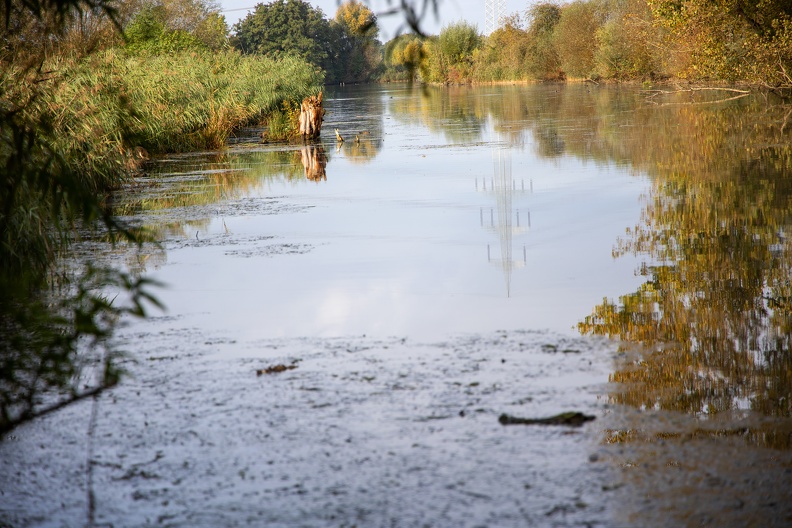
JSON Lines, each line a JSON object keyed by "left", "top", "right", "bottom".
{"left": 332, "top": 0, "right": 382, "bottom": 82}
{"left": 123, "top": 0, "right": 228, "bottom": 52}
{"left": 647, "top": 0, "right": 792, "bottom": 84}
{"left": 335, "top": 0, "right": 377, "bottom": 39}
{"left": 384, "top": 33, "right": 426, "bottom": 81}
{"left": 232, "top": 0, "right": 335, "bottom": 75}
{"left": 525, "top": 2, "right": 562, "bottom": 79}
{"left": 1, "top": 0, "right": 160, "bottom": 433}
{"left": 594, "top": 0, "right": 658, "bottom": 79}
{"left": 553, "top": 1, "right": 602, "bottom": 78}
{"left": 421, "top": 21, "right": 481, "bottom": 83}
{"left": 124, "top": 4, "right": 207, "bottom": 52}
{"left": 474, "top": 15, "right": 532, "bottom": 81}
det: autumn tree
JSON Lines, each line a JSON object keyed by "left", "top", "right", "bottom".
{"left": 333, "top": 0, "right": 382, "bottom": 82}
{"left": 594, "top": 0, "right": 658, "bottom": 79}
{"left": 647, "top": 0, "right": 792, "bottom": 84}
{"left": 423, "top": 21, "right": 481, "bottom": 83}
{"left": 553, "top": 0, "right": 602, "bottom": 78}
{"left": 525, "top": 2, "right": 562, "bottom": 79}
{"left": 474, "top": 15, "right": 531, "bottom": 81}
{"left": 384, "top": 34, "right": 426, "bottom": 81}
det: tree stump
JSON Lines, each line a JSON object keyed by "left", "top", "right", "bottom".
{"left": 298, "top": 92, "right": 325, "bottom": 140}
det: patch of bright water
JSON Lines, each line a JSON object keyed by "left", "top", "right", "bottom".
{"left": 130, "top": 84, "right": 648, "bottom": 343}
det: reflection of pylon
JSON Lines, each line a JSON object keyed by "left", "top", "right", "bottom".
{"left": 485, "top": 0, "right": 506, "bottom": 34}
{"left": 476, "top": 141, "right": 531, "bottom": 297}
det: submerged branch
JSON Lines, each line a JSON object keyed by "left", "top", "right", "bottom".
{"left": 644, "top": 86, "right": 752, "bottom": 106}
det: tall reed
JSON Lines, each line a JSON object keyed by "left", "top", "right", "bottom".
{"left": 56, "top": 49, "right": 324, "bottom": 158}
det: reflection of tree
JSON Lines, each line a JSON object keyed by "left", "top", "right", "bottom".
{"left": 112, "top": 146, "right": 334, "bottom": 272}
{"left": 576, "top": 94, "right": 792, "bottom": 448}
{"left": 388, "top": 85, "right": 487, "bottom": 143}
{"left": 385, "top": 83, "right": 615, "bottom": 156}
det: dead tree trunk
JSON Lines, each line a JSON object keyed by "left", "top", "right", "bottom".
{"left": 298, "top": 92, "right": 325, "bottom": 140}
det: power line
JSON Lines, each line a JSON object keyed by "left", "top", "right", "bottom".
{"left": 220, "top": 6, "right": 257, "bottom": 12}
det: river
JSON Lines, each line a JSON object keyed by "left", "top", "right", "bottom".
{"left": 2, "top": 83, "right": 791, "bottom": 527}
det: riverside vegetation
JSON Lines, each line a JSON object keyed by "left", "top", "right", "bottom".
{"left": 383, "top": 0, "right": 792, "bottom": 88}
{"left": 0, "top": 0, "right": 323, "bottom": 433}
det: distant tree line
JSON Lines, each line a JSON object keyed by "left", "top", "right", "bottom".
{"left": 383, "top": 0, "right": 792, "bottom": 88}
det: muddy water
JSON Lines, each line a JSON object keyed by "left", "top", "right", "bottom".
{"left": 3, "top": 84, "right": 792, "bottom": 527}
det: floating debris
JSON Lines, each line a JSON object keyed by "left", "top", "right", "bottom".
{"left": 256, "top": 364, "right": 298, "bottom": 376}
{"left": 498, "top": 412, "right": 595, "bottom": 427}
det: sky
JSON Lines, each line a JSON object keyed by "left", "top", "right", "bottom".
{"left": 218, "top": 0, "right": 532, "bottom": 41}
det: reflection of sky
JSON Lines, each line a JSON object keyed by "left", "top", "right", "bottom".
{"left": 144, "top": 85, "right": 649, "bottom": 342}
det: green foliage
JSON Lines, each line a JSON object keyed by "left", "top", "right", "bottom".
{"left": 554, "top": 1, "right": 602, "bottom": 78}
{"left": 384, "top": 34, "right": 427, "bottom": 81}
{"left": 264, "top": 99, "right": 301, "bottom": 141}
{"left": 437, "top": 21, "right": 481, "bottom": 64}
{"left": 125, "top": 8, "right": 205, "bottom": 53}
{"left": 0, "top": 0, "right": 320, "bottom": 433}
{"left": 388, "top": 0, "right": 791, "bottom": 84}
{"left": 473, "top": 15, "right": 532, "bottom": 81}
{"left": 332, "top": 1, "right": 383, "bottom": 82}
{"left": 232, "top": 0, "right": 382, "bottom": 83}
{"left": 0, "top": 0, "right": 160, "bottom": 433}
{"left": 594, "top": 13, "right": 656, "bottom": 78}
{"left": 233, "top": 0, "right": 335, "bottom": 73}
{"left": 422, "top": 22, "right": 482, "bottom": 83}
{"left": 647, "top": 0, "right": 792, "bottom": 84}
{"left": 194, "top": 11, "right": 229, "bottom": 50}
{"left": 105, "top": 49, "right": 323, "bottom": 151}
{"left": 525, "top": 2, "right": 563, "bottom": 79}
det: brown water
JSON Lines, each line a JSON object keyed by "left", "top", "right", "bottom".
{"left": 2, "top": 84, "right": 792, "bottom": 527}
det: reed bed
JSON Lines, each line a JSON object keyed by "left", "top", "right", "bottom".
{"left": 0, "top": 49, "right": 322, "bottom": 278}
{"left": 38, "top": 49, "right": 323, "bottom": 191}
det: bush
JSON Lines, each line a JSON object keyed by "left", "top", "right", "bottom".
{"left": 554, "top": 1, "right": 603, "bottom": 78}
{"left": 594, "top": 13, "right": 656, "bottom": 79}
{"left": 525, "top": 2, "right": 562, "bottom": 79}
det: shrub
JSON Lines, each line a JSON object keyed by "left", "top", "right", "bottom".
{"left": 554, "top": 1, "right": 603, "bottom": 78}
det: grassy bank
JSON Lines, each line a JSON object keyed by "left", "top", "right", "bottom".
{"left": 53, "top": 48, "right": 323, "bottom": 169}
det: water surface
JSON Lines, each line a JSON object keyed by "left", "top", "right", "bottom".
{"left": 127, "top": 83, "right": 649, "bottom": 343}
{"left": 3, "top": 83, "right": 792, "bottom": 527}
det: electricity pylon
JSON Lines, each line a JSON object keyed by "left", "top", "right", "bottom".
{"left": 485, "top": 0, "right": 506, "bottom": 34}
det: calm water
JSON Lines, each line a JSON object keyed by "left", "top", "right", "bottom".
{"left": 4, "top": 83, "right": 791, "bottom": 527}
{"left": 126, "top": 83, "right": 649, "bottom": 341}
{"left": 122, "top": 83, "right": 792, "bottom": 521}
